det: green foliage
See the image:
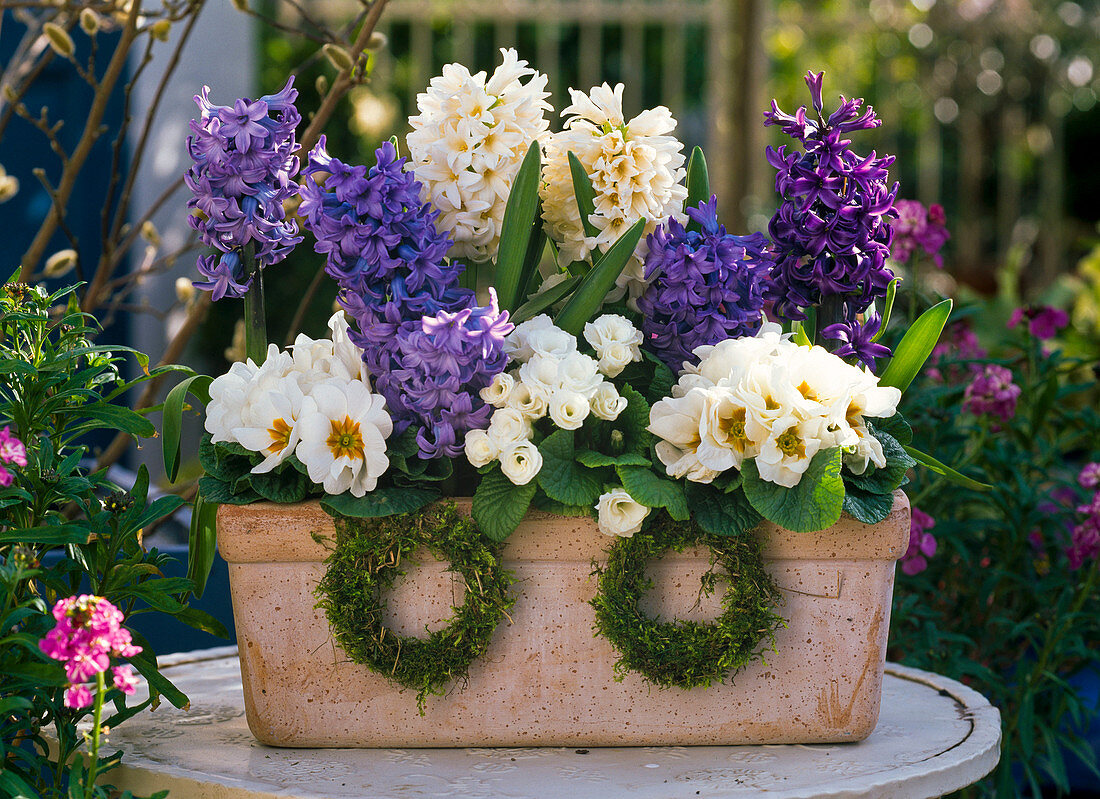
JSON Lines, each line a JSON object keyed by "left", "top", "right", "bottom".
{"left": 315, "top": 502, "right": 515, "bottom": 713}
{"left": 878, "top": 298, "right": 952, "bottom": 392}
{"left": 471, "top": 467, "right": 537, "bottom": 541}
{"left": 537, "top": 430, "right": 603, "bottom": 507}
{"left": 741, "top": 448, "right": 845, "bottom": 533}
{"left": 889, "top": 314, "right": 1100, "bottom": 797}
{"left": 685, "top": 482, "right": 762, "bottom": 537}
{"left": 617, "top": 466, "right": 689, "bottom": 521}
{"left": 683, "top": 146, "right": 710, "bottom": 232}
{"left": 553, "top": 218, "right": 646, "bottom": 335}
{"left": 591, "top": 512, "right": 785, "bottom": 688}
{"left": 493, "top": 144, "right": 544, "bottom": 312}
{"left": 0, "top": 282, "right": 220, "bottom": 798}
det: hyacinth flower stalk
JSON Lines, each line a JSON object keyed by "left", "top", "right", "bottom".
{"left": 185, "top": 78, "right": 303, "bottom": 364}
{"left": 763, "top": 71, "right": 899, "bottom": 369}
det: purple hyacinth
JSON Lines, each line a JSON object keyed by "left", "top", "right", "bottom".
{"left": 821, "top": 313, "right": 891, "bottom": 371}
{"left": 186, "top": 78, "right": 302, "bottom": 299}
{"left": 638, "top": 197, "right": 772, "bottom": 371}
{"left": 763, "top": 71, "right": 899, "bottom": 340}
{"left": 300, "top": 139, "right": 512, "bottom": 458}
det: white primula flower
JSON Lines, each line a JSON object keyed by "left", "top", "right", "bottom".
{"left": 499, "top": 440, "right": 543, "bottom": 485}
{"left": 525, "top": 325, "right": 578, "bottom": 360}
{"left": 328, "top": 310, "right": 369, "bottom": 383}
{"left": 518, "top": 354, "right": 562, "bottom": 401}
{"left": 584, "top": 313, "right": 643, "bottom": 354}
{"left": 556, "top": 352, "right": 603, "bottom": 397}
{"left": 590, "top": 382, "right": 628, "bottom": 421}
{"left": 548, "top": 389, "right": 590, "bottom": 430}
{"left": 540, "top": 83, "right": 687, "bottom": 304}
{"left": 596, "top": 342, "right": 636, "bottom": 377}
{"left": 504, "top": 314, "right": 555, "bottom": 363}
{"left": 754, "top": 415, "right": 827, "bottom": 488}
{"left": 463, "top": 428, "right": 499, "bottom": 469}
{"left": 595, "top": 488, "right": 650, "bottom": 537}
{"left": 694, "top": 386, "right": 765, "bottom": 473}
{"left": 487, "top": 408, "right": 532, "bottom": 449}
{"left": 205, "top": 360, "right": 259, "bottom": 444}
{"left": 407, "top": 47, "right": 551, "bottom": 263}
{"left": 648, "top": 389, "right": 719, "bottom": 483}
{"left": 295, "top": 379, "right": 392, "bottom": 497}
{"left": 842, "top": 422, "right": 888, "bottom": 475}
{"left": 233, "top": 377, "right": 307, "bottom": 474}
{"left": 480, "top": 371, "right": 515, "bottom": 407}
{"left": 505, "top": 382, "right": 548, "bottom": 419}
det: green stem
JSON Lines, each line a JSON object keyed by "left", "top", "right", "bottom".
{"left": 242, "top": 246, "right": 267, "bottom": 365}
{"left": 817, "top": 294, "right": 844, "bottom": 350}
{"left": 84, "top": 670, "right": 105, "bottom": 799}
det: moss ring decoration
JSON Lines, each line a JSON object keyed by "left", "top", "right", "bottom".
{"left": 591, "top": 515, "right": 787, "bottom": 689}
{"left": 315, "top": 502, "right": 515, "bottom": 712}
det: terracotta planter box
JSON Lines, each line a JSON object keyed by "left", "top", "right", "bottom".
{"left": 217, "top": 493, "right": 910, "bottom": 747}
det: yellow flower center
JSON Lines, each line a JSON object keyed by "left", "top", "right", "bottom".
{"left": 266, "top": 417, "right": 293, "bottom": 455}
{"left": 326, "top": 416, "right": 365, "bottom": 461}
{"left": 797, "top": 381, "right": 818, "bottom": 402}
{"left": 846, "top": 400, "right": 864, "bottom": 429}
{"left": 765, "top": 395, "right": 781, "bottom": 411}
{"left": 719, "top": 407, "right": 750, "bottom": 453}
{"left": 776, "top": 427, "right": 805, "bottom": 459}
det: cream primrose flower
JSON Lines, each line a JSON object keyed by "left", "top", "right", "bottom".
{"left": 499, "top": 440, "right": 543, "bottom": 486}
{"left": 480, "top": 371, "right": 516, "bottom": 407}
{"left": 295, "top": 379, "right": 392, "bottom": 497}
{"left": 525, "top": 325, "right": 578, "bottom": 360}
{"left": 463, "top": 428, "right": 499, "bottom": 469}
{"left": 595, "top": 488, "right": 650, "bottom": 537}
{"left": 505, "top": 381, "right": 548, "bottom": 420}
{"left": 584, "top": 313, "right": 643, "bottom": 377}
{"left": 233, "top": 376, "right": 307, "bottom": 474}
{"left": 540, "top": 83, "right": 687, "bottom": 303}
{"left": 590, "top": 382, "right": 627, "bottom": 421}
{"left": 328, "top": 310, "right": 370, "bottom": 383}
{"left": 518, "top": 354, "right": 563, "bottom": 402}
{"left": 648, "top": 389, "right": 720, "bottom": 483}
{"left": 504, "top": 314, "right": 555, "bottom": 363}
{"left": 839, "top": 375, "right": 901, "bottom": 474}
{"left": 487, "top": 407, "right": 533, "bottom": 450}
{"left": 556, "top": 352, "right": 603, "bottom": 398}
{"left": 407, "top": 48, "right": 551, "bottom": 263}
{"left": 548, "top": 389, "right": 591, "bottom": 430}
{"left": 205, "top": 359, "right": 259, "bottom": 444}
{"left": 694, "top": 385, "right": 768, "bottom": 473}
{"left": 754, "top": 415, "right": 828, "bottom": 489}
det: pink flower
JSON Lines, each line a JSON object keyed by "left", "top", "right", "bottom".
{"left": 112, "top": 665, "right": 139, "bottom": 695}
{"left": 64, "top": 685, "right": 94, "bottom": 710}
{"left": 0, "top": 426, "right": 27, "bottom": 467}
{"left": 1067, "top": 491, "right": 1100, "bottom": 570}
{"left": 963, "top": 364, "right": 1021, "bottom": 422}
{"left": 901, "top": 507, "right": 937, "bottom": 575}
{"left": 890, "top": 199, "right": 950, "bottom": 267}
{"left": 1007, "top": 306, "right": 1069, "bottom": 340}
{"left": 0, "top": 464, "right": 11, "bottom": 488}
{"left": 927, "top": 321, "right": 986, "bottom": 382}
{"left": 1078, "top": 463, "right": 1100, "bottom": 490}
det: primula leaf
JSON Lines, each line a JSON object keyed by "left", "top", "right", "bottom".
{"left": 841, "top": 485, "right": 895, "bottom": 525}
{"left": 686, "top": 482, "right": 761, "bottom": 537}
{"left": 873, "top": 278, "right": 901, "bottom": 342}
{"left": 641, "top": 350, "right": 675, "bottom": 405}
{"left": 878, "top": 298, "right": 952, "bottom": 392}
{"left": 187, "top": 492, "right": 219, "bottom": 600}
{"left": 684, "top": 146, "right": 710, "bottom": 230}
{"left": 843, "top": 424, "right": 915, "bottom": 494}
{"left": 616, "top": 383, "right": 654, "bottom": 454}
{"left": 249, "top": 463, "right": 310, "bottom": 504}
{"left": 904, "top": 444, "right": 992, "bottom": 490}
{"left": 162, "top": 374, "right": 212, "bottom": 483}
{"left": 616, "top": 465, "right": 689, "bottom": 521}
{"left": 568, "top": 151, "right": 600, "bottom": 239}
{"left": 197, "top": 475, "right": 260, "bottom": 505}
{"left": 740, "top": 448, "right": 845, "bottom": 533}
{"left": 554, "top": 218, "right": 646, "bottom": 335}
{"left": 533, "top": 494, "right": 592, "bottom": 516}
{"left": 576, "top": 450, "right": 651, "bottom": 468}
{"left": 472, "top": 467, "right": 537, "bottom": 541}
{"left": 494, "top": 143, "right": 543, "bottom": 312}
{"left": 869, "top": 412, "right": 913, "bottom": 446}
{"left": 320, "top": 487, "right": 439, "bottom": 519}
{"left": 537, "top": 429, "right": 604, "bottom": 507}
{"left": 511, "top": 274, "right": 582, "bottom": 325}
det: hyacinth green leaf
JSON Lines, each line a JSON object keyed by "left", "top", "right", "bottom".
{"left": 567, "top": 151, "right": 600, "bottom": 238}
{"left": 684, "top": 146, "right": 710, "bottom": 231}
{"left": 518, "top": 203, "right": 548, "bottom": 301}
{"left": 616, "top": 465, "right": 689, "bottom": 521}
{"left": 472, "top": 467, "right": 537, "bottom": 541}
{"left": 741, "top": 448, "right": 845, "bottom": 533}
{"left": 792, "top": 323, "right": 812, "bottom": 348}
{"left": 538, "top": 429, "right": 604, "bottom": 507}
{"left": 162, "top": 374, "right": 212, "bottom": 482}
{"left": 873, "top": 278, "right": 901, "bottom": 342}
{"left": 554, "top": 217, "right": 645, "bottom": 335}
{"left": 878, "top": 298, "right": 952, "bottom": 392}
{"left": 512, "top": 274, "right": 582, "bottom": 325}
{"left": 494, "top": 144, "right": 543, "bottom": 311}
{"left": 321, "top": 487, "right": 440, "bottom": 519}
{"left": 187, "top": 492, "right": 219, "bottom": 599}
{"left": 904, "top": 445, "right": 992, "bottom": 490}
{"left": 388, "top": 134, "right": 400, "bottom": 156}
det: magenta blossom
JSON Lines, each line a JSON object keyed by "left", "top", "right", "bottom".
{"left": 1067, "top": 491, "right": 1100, "bottom": 570}
{"left": 890, "top": 199, "right": 950, "bottom": 267}
{"left": 1008, "top": 306, "right": 1069, "bottom": 340}
{"left": 901, "top": 508, "right": 937, "bottom": 575}
{"left": 0, "top": 426, "right": 27, "bottom": 488}
{"left": 962, "top": 364, "right": 1021, "bottom": 423}
{"left": 1079, "top": 463, "right": 1100, "bottom": 490}
{"left": 39, "top": 595, "right": 142, "bottom": 709}
{"left": 927, "top": 321, "right": 986, "bottom": 382}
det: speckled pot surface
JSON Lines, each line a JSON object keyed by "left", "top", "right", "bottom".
{"left": 217, "top": 493, "right": 910, "bottom": 748}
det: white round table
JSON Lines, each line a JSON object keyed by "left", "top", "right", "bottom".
{"left": 102, "top": 647, "right": 1000, "bottom": 799}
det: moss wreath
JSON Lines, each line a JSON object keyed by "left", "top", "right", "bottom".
{"left": 314, "top": 502, "right": 515, "bottom": 712}
{"left": 591, "top": 514, "right": 786, "bottom": 689}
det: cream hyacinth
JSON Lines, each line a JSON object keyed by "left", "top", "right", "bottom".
{"left": 540, "top": 83, "right": 687, "bottom": 303}
{"left": 406, "top": 47, "right": 551, "bottom": 263}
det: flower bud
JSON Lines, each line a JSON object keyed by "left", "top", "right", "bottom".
{"left": 366, "top": 32, "right": 388, "bottom": 52}
{"left": 231, "top": 0, "right": 249, "bottom": 9}
{"left": 314, "top": 74, "right": 328, "bottom": 95}
{"left": 150, "top": 19, "right": 171, "bottom": 41}
{"left": 0, "top": 174, "right": 18, "bottom": 203}
{"left": 174, "top": 277, "right": 195, "bottom": 305}
{"left": 79, "top": 9, "right": 101, "bottom": 35}
{"left": 43, "top": 249, "right": 78, "bottom": 277}
{"left": 43, "top": 22, "right": 75, "bottom": 57}
{"left": 140, "top": 220, "right": 161, "bottom": 246}
{"left": 322, "top": 43, "right": 355, "bottom": 72}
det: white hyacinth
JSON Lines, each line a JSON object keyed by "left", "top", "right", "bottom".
{"left": 540, "top": 83, "right": 687, "bottom": 303}
{"left": 407, "top": 47, "right": 551, "bottom": 263}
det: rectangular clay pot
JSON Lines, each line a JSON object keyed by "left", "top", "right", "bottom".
{"left": 217, "top": 493, "right": 909, "bottom": 747}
